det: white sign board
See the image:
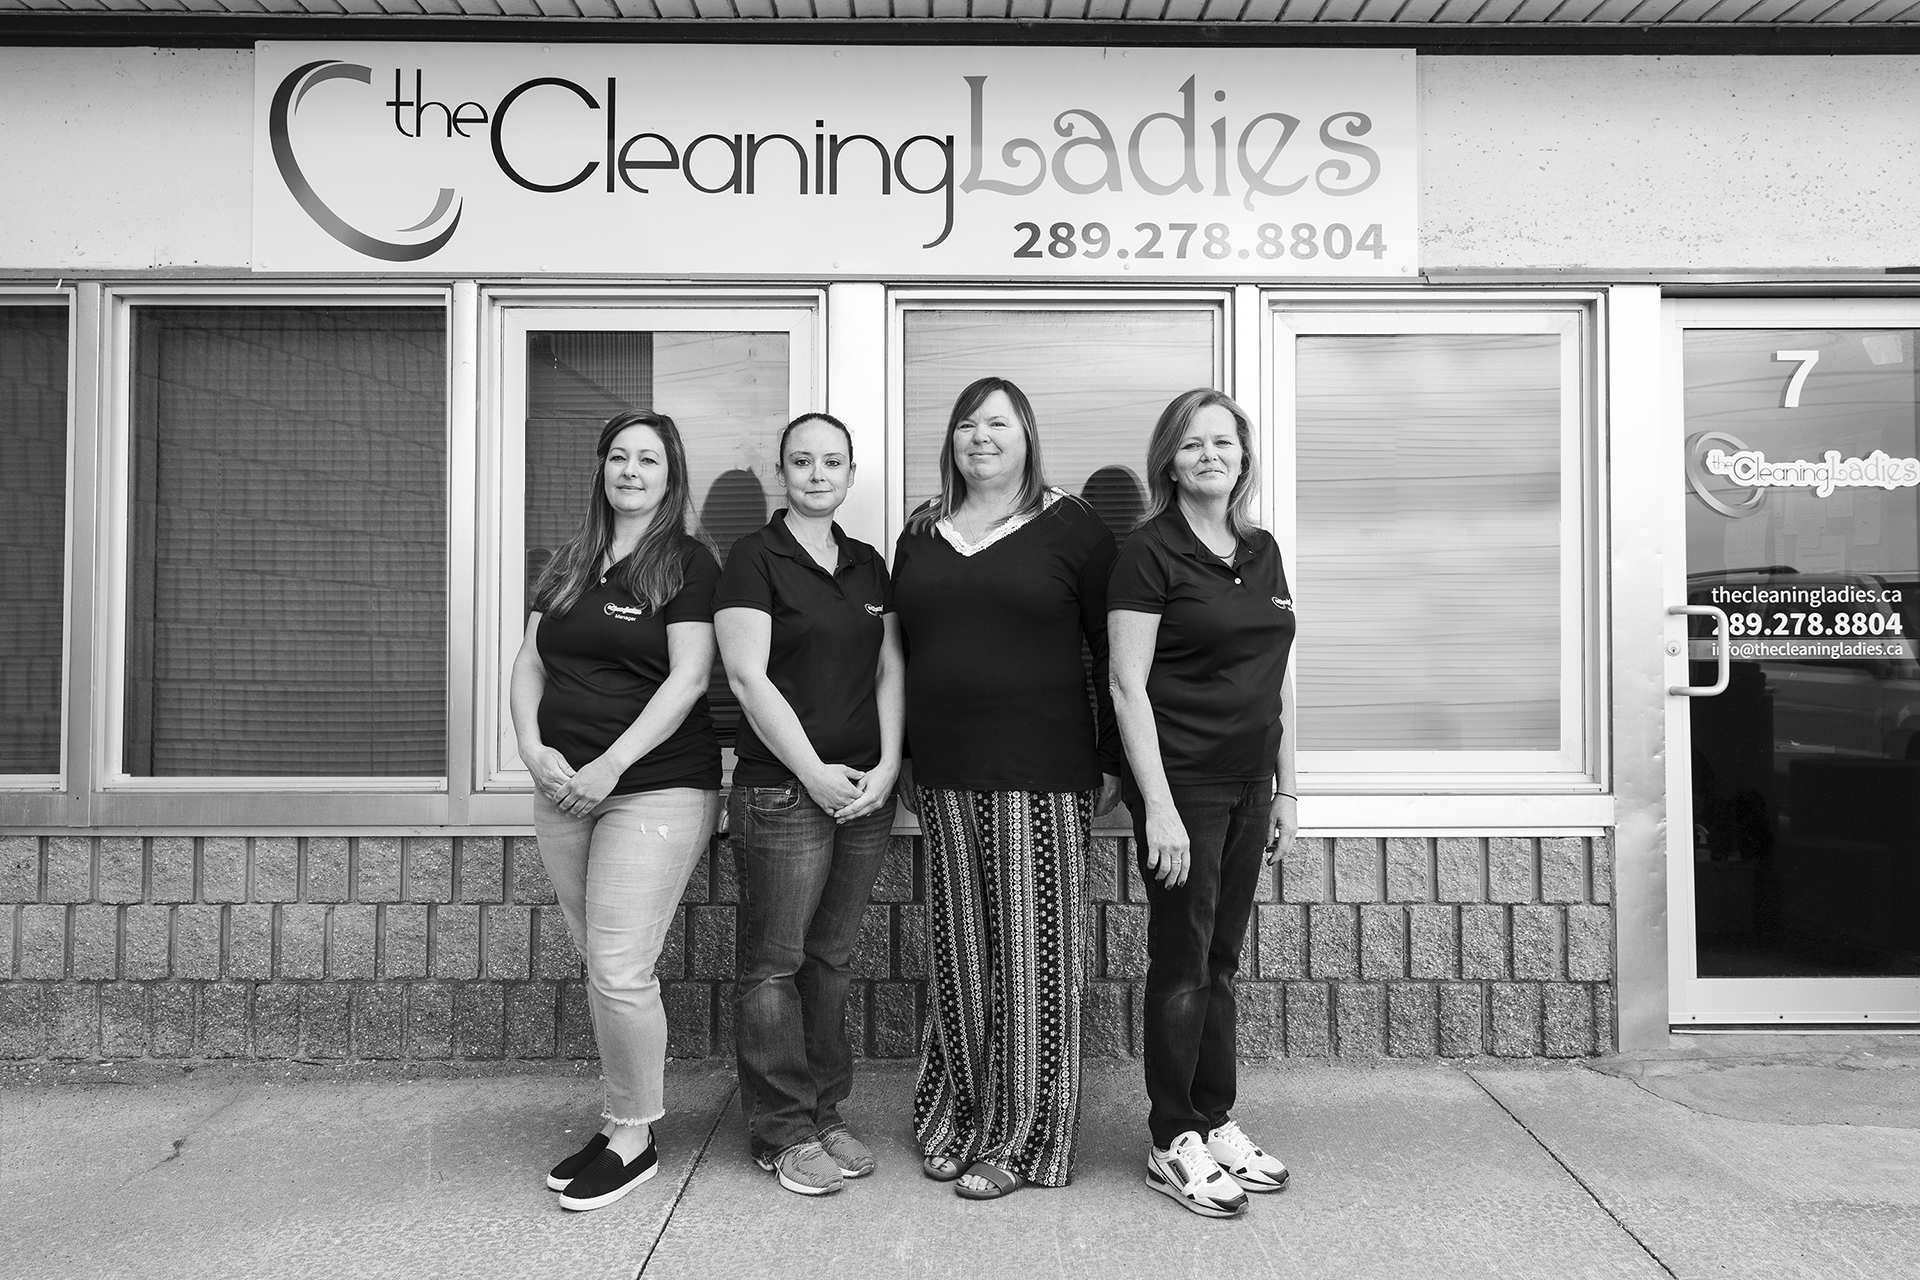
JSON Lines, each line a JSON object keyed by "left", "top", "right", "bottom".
{"left": 253, "top": 43, "right": 1417, "bottom": 277}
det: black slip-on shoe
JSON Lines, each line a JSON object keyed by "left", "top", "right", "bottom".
{"left": 545, "top": 1132, "right": 611, "bottom": 1191}
{"left": 558, "top": 1139, "right": 660, "bottom": 1212}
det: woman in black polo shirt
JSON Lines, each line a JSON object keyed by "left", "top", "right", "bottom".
{"left": 714, "top": 413, "right": 903, "bottom": 1198}
{"left": 890, "top": 376, "right": 1122, "bottom": 1201}
{"left": 510, "top": 410, "right": 722, "bottom": 1213}
{"left": 1108, "top": 388, "right": 1298, "bottom": 1220}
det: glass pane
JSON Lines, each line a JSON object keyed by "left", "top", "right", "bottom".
{"left": 1683, "top": 328, "right": 1920, "bottom": 979}
{"left": 1296, "top": 333, "right": 1562, "bottom": 752}
{"left": 0, "top": 306, "right": 68, "bottom": 774}
{"left": 902, "top": 310, "right": 1216, "bottom": 542}
{"left": 125, "top": 308, "right": 447, "bottom": 777}
{"left": 524, "top": 329, "right": 791, "bottom": 747}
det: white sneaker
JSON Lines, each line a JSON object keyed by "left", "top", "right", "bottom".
{"left": 1206, "top": 1119, "right": 1289, "bottom": 1193}
{"left": 1146, "top": 1131, "right": 1248, "bottom": 1218}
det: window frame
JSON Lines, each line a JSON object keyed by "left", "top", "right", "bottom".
{"left": 0, "top": 285, "right": 76, "bottom": 806}
{"left": 467, "top": 286, "right": 825, "bottom": 824}
{"left": 88, "top": 285, "right": 456, "bottom": 828}
{"left": 1271, "top": 291, "right": 1608, "bottom": 803}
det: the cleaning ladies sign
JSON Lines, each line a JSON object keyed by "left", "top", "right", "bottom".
{"left": 253, "top": 43, "right": 1417, "bottom": 277}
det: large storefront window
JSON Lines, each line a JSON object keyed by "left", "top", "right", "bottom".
{"left": 484, "top": 299, "right": 820, "bottom": 793}
{"left": 1277, "top": 305, "right": 1594, "bottom": 786}
{"left": 123, "top": 307, "right": 448, "bottom": 777}
{"left": 0, "top": 304, "right": 67, "bottom": 778}
{"left": 899, "top": 302, "right": 1221, "bottom": 541}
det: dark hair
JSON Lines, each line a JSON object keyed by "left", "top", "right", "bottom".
{"left": 905, "top": 376, "right": 1049, "bottom": 535}
{"left": 777, "top": 412, "right": 854, "bottom": 468}
{"left": 532, "top": 410, "right": 696, "bottom": 618}
{"left": 1141, "top": 389, "right": 1261, "bottom": 542}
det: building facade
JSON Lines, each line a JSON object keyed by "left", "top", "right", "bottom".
{"left": 3, "top": 9, "right": 1918, "bottom": 1065}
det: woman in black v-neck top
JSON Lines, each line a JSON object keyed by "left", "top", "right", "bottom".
{"left": 888, "top": 376, "right": 1121, "bottom": 1200}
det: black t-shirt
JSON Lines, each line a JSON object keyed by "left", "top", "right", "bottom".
{"left": 535, "top": 540, "right": 722, "bottom": 795}
{"left": 1107, "top": 506, "right": 1295, "bottom": 784}
{"left": 714, "top": 511, "right": 891, "bottom": 787}
{"left": 889, "top": 494, "right": 1120, "bottom": 793}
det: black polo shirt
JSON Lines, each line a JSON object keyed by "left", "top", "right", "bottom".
{"left": 714, "top": 511, "right": 891, "bottom": 787}
{"left": 535, "top": 539, "right": 723, "bottom": 795}
{"left": 1107, "top": 506, "right": 1296, "bottom": 784}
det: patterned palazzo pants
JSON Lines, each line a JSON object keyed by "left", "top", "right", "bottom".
{"left": 913, "top": 787, "right": 1092, "bottom": 1188}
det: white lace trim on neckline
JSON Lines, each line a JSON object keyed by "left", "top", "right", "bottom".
{"left": 936, "top": 489, "right": 1065, "bottom": 557}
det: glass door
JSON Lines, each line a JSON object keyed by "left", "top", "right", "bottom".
{"left": 1668, "top": 299, "right": 1920, "bottom": 1024}
{"left": 479, "top": 300, "right": 821, "bottom": 792}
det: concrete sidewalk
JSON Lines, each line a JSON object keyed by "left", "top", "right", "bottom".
{"left": 4, "top": 1042, "right": 1918, "bottom": 1280}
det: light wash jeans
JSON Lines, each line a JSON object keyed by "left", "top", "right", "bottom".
{"left": 535, "top": 786, "right": 719, "bottom": 1125}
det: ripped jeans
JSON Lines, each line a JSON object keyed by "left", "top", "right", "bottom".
{"left": 535, "top": 787, "right": 719, "bottom": 1125}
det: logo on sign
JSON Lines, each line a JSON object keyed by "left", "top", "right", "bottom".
{"left": 270, "top": 60, "right": 464, "bottom": 261}
{"left": 1688, "top": 431, "right": 1920, "bottom": 518}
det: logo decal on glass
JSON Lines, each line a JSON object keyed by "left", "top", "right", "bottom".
{"left": 1690, "top": 429, "right": 1920, "bottom": 518}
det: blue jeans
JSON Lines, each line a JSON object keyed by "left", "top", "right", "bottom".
{"left": 730, "top": 780, "right": 894, "bottom": 1158}
{"left": 1123, "top": 774, "right": 1272, "bottom": 1150}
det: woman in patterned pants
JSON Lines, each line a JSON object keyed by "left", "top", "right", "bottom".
{"left": 888, "top": 376, "right": 1121, "bottom": 1199}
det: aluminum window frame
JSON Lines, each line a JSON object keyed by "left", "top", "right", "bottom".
{"left": 467, "top": 286, "right": 825, "bottom": 825}
{"left": 88, "top": 284, "right": 458, "bottom": 829}
{"left": 1663, "top": 295, "right": 1920, "bottom": 1027}
{"left": 0, "top": 284, "right": 77, "bottom": 809}
{"left": 1271, "top": 292, "right": 1608, "bottom": 804}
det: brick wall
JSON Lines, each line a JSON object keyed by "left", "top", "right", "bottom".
{"left": 0, "top": 830, "right": 1613, "bottom": 1062}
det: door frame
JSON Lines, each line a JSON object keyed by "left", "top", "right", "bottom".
{"left": 1663, "top": 295, "right": 1920, "bottom": 1026}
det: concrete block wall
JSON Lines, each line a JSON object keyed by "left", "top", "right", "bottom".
{"left": 0, "top": 831, "right": 1613, "bottom": 1062}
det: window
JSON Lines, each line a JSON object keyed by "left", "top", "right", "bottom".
{"left": 895, "top": 298, "right": 1224, "bottom": 541}
{"left": 121, "top": 306, "right": 447, "bottom": 779}
{"left": 1276, "top": 303, "right": 1596, "bottom": 788}
{"left": 481, "top": 299, "right": 821, "bottom": 795}
{"left": 0, "top": 304, "right": 68, "bottom": 779}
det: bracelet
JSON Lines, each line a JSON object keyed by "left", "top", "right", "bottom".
{"left": 1275, "top": 791, "right": 1298, "bottom": 801}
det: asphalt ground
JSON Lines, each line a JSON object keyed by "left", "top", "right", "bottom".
{"left": 4, "top": 1038, "right": 1918, "bottom": 1280}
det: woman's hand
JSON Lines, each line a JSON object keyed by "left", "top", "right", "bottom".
{"left": 524, "top": 745, "right": 576, "bottom": 804}
{"left": 1094, "top": 772, "right": 1122, "bottom": 817}
{"left": 834, "top": 758, "right": 900, "bottom": 823}
{"left": 1144, "top": 804, "right": 1192, "bottom": 887}
{"left": 1266, "top": 792, "right": 1299, "bottom": 866}
{"left": 802, "top": 763, "right": 865, "bottom": 815}
{"left": 556, "top": 755, "right": 622, "bottom": 817}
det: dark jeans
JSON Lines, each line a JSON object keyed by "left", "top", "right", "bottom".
{"left": 1123, "top": 774, "right": 1272, "bottom": 1151}
{"left": 730, "top": 780, "right": 894, "bottom": 1159}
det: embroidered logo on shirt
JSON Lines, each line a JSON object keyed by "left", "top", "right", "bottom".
{"left": 864, "top": 603, "right": 884, "bottom": 616}
{"left": 1272, "top": 597, "right": 1294, "bottom": 611}
{"left": 603, "top": 602, "right": 649, "bottom": 622}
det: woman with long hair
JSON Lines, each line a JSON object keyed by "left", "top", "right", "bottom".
{"left": 510, "top": 409, "right": 723, "bottom": 1212}
{"left": 715, "top": 412, "right": 905, "bottom": 1196}
{"left": 890, "top": 376, "right": 1122, "bottom": 1200}
{"left": 1108, "top": 389, "right": 1298, "bottom": 1218}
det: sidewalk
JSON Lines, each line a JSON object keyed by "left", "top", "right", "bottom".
{"left": 4, "top": 1040, "right": 1918, "bottom": 1280}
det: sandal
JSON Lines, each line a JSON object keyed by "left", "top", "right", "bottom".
{"left": 922, "top": 1154, "right": 966, "bottom": 1182}
{"left": 954, "top": 1161, "right": 1023, "bottom": 1200}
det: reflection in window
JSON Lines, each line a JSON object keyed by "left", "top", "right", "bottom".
{"left": 902, "top": 310, "right": 1216, "bottom": 542}
{"left": 524, "top": 330, "right": 791, "bottom": 746}
{"left": 1296, "top": 333, "right": 1561, "bottom": 752}
{"left": 125, "top": 308, "right": 447, "bottom": 776}
{"left": 0, "top": 306, "right": 68, "bottom": 774}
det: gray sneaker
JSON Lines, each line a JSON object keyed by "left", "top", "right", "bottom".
{"left": 818, "top": 1126, "right": 876, "bottom": 1178}
{"left": 755, "top": 1140, "right": 844, "bottom": 1196}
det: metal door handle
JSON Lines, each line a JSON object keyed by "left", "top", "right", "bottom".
{"left": 1669, "top": 604, "right": 1730, "bottom": 697}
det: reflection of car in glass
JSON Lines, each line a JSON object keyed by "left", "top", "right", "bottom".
{"left": 1687, "top": 568, "right": 1920, "bottom": 765}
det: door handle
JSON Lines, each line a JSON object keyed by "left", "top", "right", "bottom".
{"left": 1669, "top": 604, "right": 1730, "bottom": 697}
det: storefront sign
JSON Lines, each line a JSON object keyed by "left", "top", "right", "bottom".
{"left": 252, "top": 43, "right": 1417, "bottom": 277}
